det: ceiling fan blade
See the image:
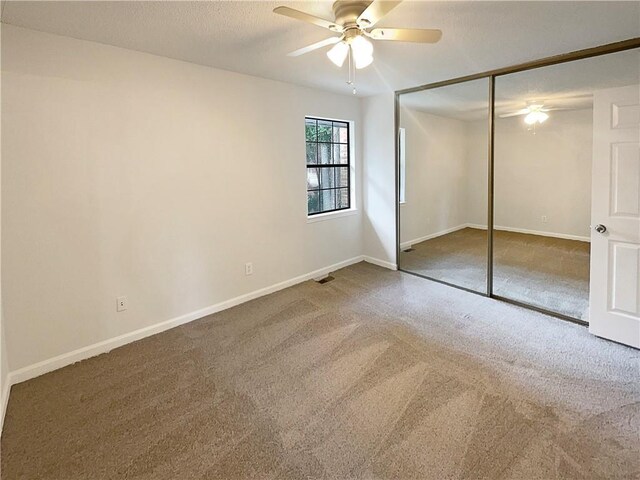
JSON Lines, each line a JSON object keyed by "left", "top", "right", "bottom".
{"left": 542, "top": 107, "right": 575, "bottom": 112}
{"left": 287, "top": 37, "right": 341, "bottom": 57}
{"left": 274, "top": 6, "right": 343, "bottom": 32}
{"left": 498, "top": 109, "right": 530, "bottom": 118}
{"left": 357, "top": 1, "right": 402, "bottom": 28}
{"left": 368, "top": 27, "right": 442, "bottom": 43}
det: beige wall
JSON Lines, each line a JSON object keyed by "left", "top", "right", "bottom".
{"left": 466, "top": 109, "right": 593, "bottom": 239}
{"left": 399, "top": 109, "right": 469, "bottom": 245}
{"left": 494, "top": 109, "right": 593, "bottom": 238}
{"left": 464, "top": 120, "right": 489, "bottom": 228}
{"left": 1, "top": 25, "right": 363, "bottom": 372}
{"left": 362, "top": 93, "right": 396, "bottom": 266}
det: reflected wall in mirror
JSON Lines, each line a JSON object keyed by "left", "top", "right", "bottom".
{"left": 493, "top": 48, "right": 640, "bottom": 321}
{"left": 398, "top": 79, "right": 489, "bottom": 293}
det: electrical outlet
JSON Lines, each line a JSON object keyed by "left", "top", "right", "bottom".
{"left": 116, "top": 296, "right": 127, "bottom": 312}
{"left": 245, "top": 262, "right": 253, "bottom": 276}
{"left": 541, "top": 215, "right": 548, "bottom": 223}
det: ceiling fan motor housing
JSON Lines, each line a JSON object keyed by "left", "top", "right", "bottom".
{"left": 333, "top": 1, "right": 371, "bottom": 28}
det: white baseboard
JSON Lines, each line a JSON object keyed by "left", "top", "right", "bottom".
{"left": 465, "top": 224, "right": 487, "bottom": 230}
{"left": 401, "top": 223, "right": 590, "bottom": 249}
{"left": 7, "top": 255, "right": 365, "bottom": 388}
{"left": 363, "top": 256, "right": 397, "bottom": 270}
{"left": 400, "top": 224, "right": 468, "bottom": 250}
{"left": 466, "top": 224, "right": 590, "bottom": 242}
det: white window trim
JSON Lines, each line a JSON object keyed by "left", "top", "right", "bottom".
{"left": 306, "top": 207, "right": 358, "bottom": 223}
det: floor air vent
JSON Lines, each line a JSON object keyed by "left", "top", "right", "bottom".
{"left": 317, "top": 275, "right": 335, "bottom": 284}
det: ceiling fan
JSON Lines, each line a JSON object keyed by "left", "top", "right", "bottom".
{"left": 274, "top": 1, "right": 442, "bottom": 91}
{"left": 500, "top": 102, "right": 580, "bottom": 125}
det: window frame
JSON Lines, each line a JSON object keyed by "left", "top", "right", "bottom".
{"left": 305, "top": 117, "right": 352, "bottom": 216}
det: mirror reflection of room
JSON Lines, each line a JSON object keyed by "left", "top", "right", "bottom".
{"left": 493, "top": 49, "right": 639, "bottom": 321}
{"left": 399, "top": 48, "right": 639, "bottom": 322}
{"left": 493, "top": 88, "right": 592, "bottom": 321}
{"left": 398, "top": 79, "right": 489, "bottom": 294}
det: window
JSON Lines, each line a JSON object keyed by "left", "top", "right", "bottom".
{"left": 305, "top": 117, "right": 351, "bottom": 215}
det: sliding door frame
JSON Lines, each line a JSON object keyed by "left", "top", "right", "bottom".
{"left": 487, "top": 76, "right": 495, "bottom": 297}
{"left": 394, "top": 36, "right": 640, "bottom": 326}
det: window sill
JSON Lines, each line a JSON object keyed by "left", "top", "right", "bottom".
{"left": 307, "top": 208, "right": 358, "bottom": 223}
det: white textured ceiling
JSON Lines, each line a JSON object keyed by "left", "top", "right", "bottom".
{"left": 1, "top": 1, "right": 639, "bottom": 97}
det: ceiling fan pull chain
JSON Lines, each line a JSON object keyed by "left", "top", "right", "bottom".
{"left": 353, "top": 51, "right": 357, "bottom": 94}
{"left": 352, "top": 60, "right": 357, "bottom": 95}
{"left": 347, "top": 47, "right": 357, "bottom": 95}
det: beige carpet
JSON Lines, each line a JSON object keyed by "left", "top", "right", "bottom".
{"left": 400, "top": 228, "right": 590, "bottom": 320}
{"left": 2, "top": 262, "right": 638, "bottom": 480}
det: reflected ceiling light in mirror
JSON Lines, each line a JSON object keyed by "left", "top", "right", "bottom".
{"left": 524, "top": 110, "right": 549, "bottom": 125}
{"left": 500, "top": 102, "right": 554, "bottom": 126}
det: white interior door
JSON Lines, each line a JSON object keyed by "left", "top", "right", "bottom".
{"left": 590, "top": 85, "right": 640, "bottom": 348}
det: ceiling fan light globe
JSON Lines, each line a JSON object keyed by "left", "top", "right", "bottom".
{"left": 351, "top": 35, "right": 374, "bottom": 57}
{"left": 327, "top": 41, "right": 349, "bottom": 67}
{"left": 354, "top": 53, "right": 373, "bottom": 69}
{"left": 350, "top": 35, "right": 374, "bottom": 69}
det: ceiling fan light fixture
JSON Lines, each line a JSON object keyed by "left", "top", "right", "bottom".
{"left": 350, "top": 35, "right": 374, "bottom": 69}
{"left": 524, "top": 110, "right": 549, "bottom": 125}
{"left": 327, "top": 40, "right": 349, "bottom": 67}
{"left": 354, "top": 52, "right": 373, "bottom": 69}
{"left": 274, "top": 1, "right": 442, "bottom": 91}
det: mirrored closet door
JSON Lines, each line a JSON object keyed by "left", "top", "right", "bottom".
{"left": 493, "top": 47, "right": 640, "bottom": 322}
{"left": 397, "top": 43, "right": 640, "bottom": 335}
{"left": 397, "top": 79, "right": 489, "bottom": 294}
